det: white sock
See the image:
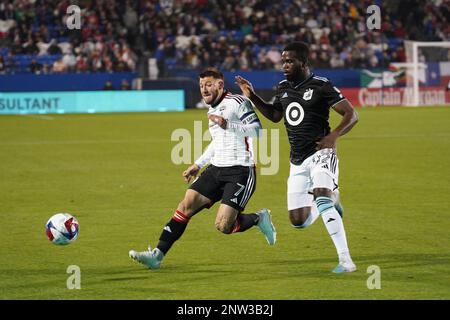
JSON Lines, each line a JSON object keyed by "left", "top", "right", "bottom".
{"left": 316, "top": 196, "right": 351, "bottom": 261}
{"left": 321, "top": 209, "right": 350, "bottom": 260}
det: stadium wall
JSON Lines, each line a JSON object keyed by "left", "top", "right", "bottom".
{"left": 141, "top": 77, "right": 199, "bottom": 109}
{"left": 167, "top": 69, "right": 361, "bottom": 89}
{"left": 341, "top": 87, "right": 449, "bottom": 106}
{"left": 0, "top": 73, "right": 137, "bottom": 92}
{"left": 1, "top": 71, "right": 448, "bottom": 110}
{"left": 143, "top": 69, "right": 360, "bottom": 108}
{"left": 0, "top": 90, "right": 184, "bottom": 115}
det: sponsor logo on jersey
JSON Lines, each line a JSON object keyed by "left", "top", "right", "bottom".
{"left": 303, "top": 89, "right": 313, "bottom": 100}
{"left": 285, "top": 102, "right": 305, "bottom": 126}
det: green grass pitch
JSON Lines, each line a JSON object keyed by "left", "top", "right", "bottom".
{"left": 0, "top": 106, "right": 449, "bottom": 300}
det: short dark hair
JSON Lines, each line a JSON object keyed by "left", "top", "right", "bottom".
{"left": 283, "top": 42, "right": 310, "bottom": 64}
{"left": 199, "top": 67, "right": 224, "bottom": 80}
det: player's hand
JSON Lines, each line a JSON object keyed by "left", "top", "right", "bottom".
{"left": 316, "top": 132, "right": 339, "bottom": 150}
{"left": 182, "top": 164, "right": 200, "bottom": 183}
{"left": 235, "top": 75, "right": 254, "bottom": 98}
{"left": 208, "top": 114, "right": 227, "bottom": 129}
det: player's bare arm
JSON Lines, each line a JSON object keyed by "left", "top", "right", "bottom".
{"left": 316, "top": 99, "right": 359, "bottom": 150}
{"left": 235, "top": 75, "right": 283, "bottom": 123}
{"left": 182, "top": 164, "right": 200, "bottom": 183}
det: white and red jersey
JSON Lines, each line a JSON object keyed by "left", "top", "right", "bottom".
{"left": 195, "top": 91, "right": 262, "bottom": 168}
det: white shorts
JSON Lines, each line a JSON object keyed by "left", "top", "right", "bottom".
{"left": 287, "top": 148, "right": 339, "bottom": 210}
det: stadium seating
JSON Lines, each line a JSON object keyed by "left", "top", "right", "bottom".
{"left": 0, "top": 0, "right": 448, "bottom": 76}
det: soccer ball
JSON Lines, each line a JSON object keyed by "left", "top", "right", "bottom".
{"left": 45, "top": 213, "right": 79, "bottom": 245}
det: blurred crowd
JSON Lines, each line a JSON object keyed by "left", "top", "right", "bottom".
{"left": 0, "top": 0, "right": 448, "bottom": 75}
{"left": 0, "top": 0, "right": 138, "bottom": 74}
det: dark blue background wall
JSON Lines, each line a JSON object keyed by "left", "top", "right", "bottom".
{"left": 0, "top": 72, "right": 137, "bottom": 92}
{"left": 168, "top": 69, "right": 361, "bottom": 90}
{"left": 0, "top": 70, "right": 360, "bottom": 93}
{"left": 0, "top": 70, "right": 361, "bottom": 108}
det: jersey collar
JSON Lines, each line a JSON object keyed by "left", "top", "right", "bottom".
{"left": 292, "top": 73, "right": 314, "bottom": 89}
{"left": 211, "top": 90, "right": 228, "bottom": 108}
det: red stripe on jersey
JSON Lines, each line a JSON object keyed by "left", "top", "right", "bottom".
{"left": 225, "top": 92, "right": 245, "bottom": 103}
{"left": 244, "top": 137, "right": 256, "bottom": 166}
{"left": 244, "top": 137, "right": 249, "bottom": 151}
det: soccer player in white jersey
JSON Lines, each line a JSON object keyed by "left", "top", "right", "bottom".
{"left": 236, "top": 42, "right": 358, "bottom": 273}
{"left": 129, "top": 68, "right": 276, "bottom": 269}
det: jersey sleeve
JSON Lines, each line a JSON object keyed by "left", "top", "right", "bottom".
{"left": 321, "top": 81, "right": 346, "bottom": 108}
{"left": 226, "top": 98, "right": 262, "bottom": 137}
{"left": 194, "top": 142, "right": 214, "bottom": 169}
{"left": 273, "top": 85, "right": 283, "bottom": 112}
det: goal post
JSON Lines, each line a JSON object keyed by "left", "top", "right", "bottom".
{"left": 404, "top": 41, "right": 450, "bottom": 106}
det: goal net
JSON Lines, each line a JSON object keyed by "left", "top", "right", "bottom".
{"left": 403, "top": 41, "right": 450, "bottom": 106}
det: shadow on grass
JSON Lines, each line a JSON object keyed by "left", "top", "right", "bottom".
{"left": 98, "top": 252, "right": 449, "bottom": 281}
{"left": 4, "top": 252, "right": 446, "bottom": 289}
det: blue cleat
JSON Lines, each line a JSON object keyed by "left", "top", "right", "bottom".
{"left": 256, "top": 209, "right": 277, "bottom": 245}
{"left": 129, "top": 246, "right": 164, "bottom": 269}
{"left": 332, "top": 260, "right": 357, "bottom": 273}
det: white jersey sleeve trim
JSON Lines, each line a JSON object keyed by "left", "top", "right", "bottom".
{"left": 313, "top": 75, "right": 330, "bottom": 82}
{"left": 330, "top": 98, "right": 348, "bottom": 109}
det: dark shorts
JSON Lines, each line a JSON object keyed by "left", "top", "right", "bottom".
{"left": 189, "top": 165, "right": 256, "bottom": 212}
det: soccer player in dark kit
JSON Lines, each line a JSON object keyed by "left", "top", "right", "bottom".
{"left": 236, "top": 42, "right": 359, "bottom": 273}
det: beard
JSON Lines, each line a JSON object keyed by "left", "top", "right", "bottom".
{"left": 203, "top": 92, "right": 218, "bottom": 105}
{"left": 285, "top": 67, "right": 307, "bottom": 83}
{"left": 285, "top": 73, "right": 295, "bottom": 82}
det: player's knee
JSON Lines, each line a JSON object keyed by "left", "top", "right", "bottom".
{"left": 289, "top": 210, "right": 309, "bottom": 229}
{"left": 215, "top": 217, "right": 233, "bottom": 234}
{"left": 289, "top": 215, "right": 308, "bottom": 229}
{"left": 178, "top": 198, "right": 195, "bottom": 217}
{"left": 292, "top": 223, "right": 307, "bottom": 229}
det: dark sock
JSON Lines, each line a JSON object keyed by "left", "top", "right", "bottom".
{"left": 157, "top": 210, "right": 190, "bottom": 255}
{"left": 231, "top": 213, "right": 259, "bottom": 233}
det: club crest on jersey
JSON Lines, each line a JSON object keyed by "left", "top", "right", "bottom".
{"left": 303, "top": 89, "right": 313, "bottom": 100}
